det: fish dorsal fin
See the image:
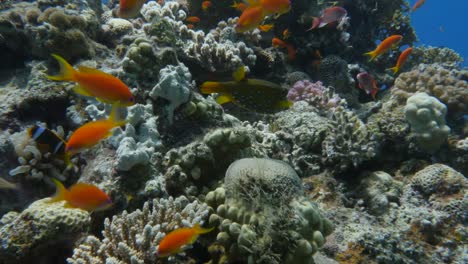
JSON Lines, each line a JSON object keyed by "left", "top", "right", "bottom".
{"left": 246, "top": 0, "right": 260, "bottom": 6}
{"left": 233, "top": 66, "right": 246, "bottom": 82}
{"left": 78, "top": 65, "right": 104, "bottom": 74}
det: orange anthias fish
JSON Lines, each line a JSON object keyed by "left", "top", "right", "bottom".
{"left": 411, "top": 0, "right": 426, "bottom": 12}
{"left": 236, "top": 6, "right": 265, "bottom": 33}
{"left": 389, "top": 47, "right": 413, "bottom": 74}
{"left": 201, "top": 1, "right": 212, "bottom": 12}
{"left": 363, "top": 35, "right": 403, "bottom": 61}
{"left": 308, "top": 6, "right": 347, "bottom": 30}
{"left": 186, "top": 16, "right": 201, "bottom": 23}
{"left": 260, "top": 0, "right": 291, "bottom": 17}
{"left": 258, "top": 24, "right": 274, "bottom": 32}
{"left": 232, "top": 1, "right": 247, "bottom": 12}
{"left": 117, "top": 0, "right": 147, "bottom": 18}
{"left": 48, "top": 179, "right": 112, "bottom": 212}
{"left": 65, "top": 106, "right": 126, "bottom": 156}
{"left": 356, "top": 72, "right": 380, "bottom": 100}
{"left": 47, "top": 54, "right": 135, "bottom": 106}
{"left": 272, "top": 37, "right": 296, "bottom": 61}
{"left": 158, "top": 224, "right": 214, "bottom": 257}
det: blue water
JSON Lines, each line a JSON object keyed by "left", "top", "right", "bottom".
{"left": 409, "top": 0, "right": 467, "bottom": 66}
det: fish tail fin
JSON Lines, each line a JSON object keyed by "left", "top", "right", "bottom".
{"left": 200, "top": 82, "right": 226, "bottom": 94}
{"left": 363, "top": 51, "right": 377, "bottom": 62}
{"left": 371, "top": 88, "right": 379, "bottom": 100}
{"left": 307, "top": 17, "right": 320, "bottom": 31}
{"left": 49, "top": 178, "right": 68, "bottom": 203}
{"left": 109, "top": 103, "right": 127, "bottom": 127}
{"left": 46, "top": 54, "right": 77, "bottom": 81}
{"left": 278, "top": 100, "right": 294, "bottom": 109}
{"left": 388, "top": 66, "right": 399, "bottom": 74}
{"left": 194, "top": 223, "right": 215, "bottom": 234}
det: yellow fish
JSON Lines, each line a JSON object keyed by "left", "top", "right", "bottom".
{"left": 200, "top": 66, "right": 292, "bottom": 113}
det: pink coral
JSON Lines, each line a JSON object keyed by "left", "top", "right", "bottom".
{"left": 288, "top": 80, "right": 344, "bottom": 111}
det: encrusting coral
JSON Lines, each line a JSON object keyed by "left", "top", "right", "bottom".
{"left": 68, "top": 196, "right": 210, "bottom": 264}
{"left": 392, "top": 64, "right": 468, "bottom": 119}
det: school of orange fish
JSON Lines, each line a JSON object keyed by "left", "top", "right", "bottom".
{"left": 0, "top": 0, "right": 429, "bottom": 257}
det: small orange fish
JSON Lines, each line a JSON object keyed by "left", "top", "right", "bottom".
{"left": 258, "top": 24, "right": 274, "bottom": 32}
{"left": 260, "top": 0, "right": 291, "bottom": 17}
{"left": 282, "top": 28, "right": 290, "bottom": 39}
{"left": 47, "top": 54, "right": 135, "bottom": 106}
{"left": 117, "top": 0, "right": 147, "bottom": 18}
{"left": 363, "top": 35, "right": 403, "bottom": 61}
{"left": 236, "top": 6, "right": 265, "bottom": 33}
{"left": 48, "top": 178, "right": 112, "bottom": 212}
{"left": 201, "top": 1, "right": 212, "bottom": 11}
{"left": 411, "top": 0, "right": 426, "bottom": 12}
{"left": 231, "top": 1, "right": 247, "bottom": 12}
{"left": 272, "top": 37, "right": 296, "bottom": 61}
{"left": 65, "top": 106, "right": 126, "bottom": 156}
{"left": 186, "top": 16, "right": 201, "bottom": 23}
{"left": 158, "top": 224, "right": 214, "bottom": 257}
{"left": 389, "top": 47, "right": 413, "bottom": 74}
{"left": 187, "top": 24, "right": 195, "bottom": 29}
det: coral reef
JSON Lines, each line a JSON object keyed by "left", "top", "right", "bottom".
{"left": 205, "top": 158, "right": 333, "bottom": 264}
{"left": 0, "top": 198, "right": 90, "bottom": 264}
{"left": 392, "top": 64, "right": 468, "bottom": 119}
{"left": 410, "top": 46, "right": 464, "bottom": 70}
{"left": 405, "top": 92, "right": 451, "bottom": 152}
{"left": 68, "top": 196, "right": 210, "bottom": 264}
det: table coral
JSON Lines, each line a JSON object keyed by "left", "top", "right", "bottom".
{"left": 0, "top": 199, "right": 90, "bottom": 263}
{"left": 68, "top": 196, "right": 210, "bottom": 264}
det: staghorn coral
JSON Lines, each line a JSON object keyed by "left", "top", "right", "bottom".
{"left": 287, "top": 80, "right": 345, "bottom": 115}
{"left": 322, "top": 107, "right": 379, "bottom": 173}
{"left": 68, "top": 196, "right": 210, "bottom": 264}
{"left": 392, "top": 64, "right": 468, "bottom": 118}
{"left": 405, "top": 93, "right": 451, "bottom": 152}
{"left": 205, "top": 158, "right": 333, "bottom": 264}
{"left": 0, "top": 199, "right": 90, "bottom": 264}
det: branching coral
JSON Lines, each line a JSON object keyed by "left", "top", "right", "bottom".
{"left": 68, "top": 196, "right": 210, "bottom": 264}
{"left": 322, "top": 107, "right": 379, "bottom": 173}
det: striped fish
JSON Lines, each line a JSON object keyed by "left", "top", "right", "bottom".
{"left": 28, "top": 125, "right": 66, "bottom": 155}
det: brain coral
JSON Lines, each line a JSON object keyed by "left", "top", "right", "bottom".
{"left": 205, "top": 158, "right": 333, "bottom": 264}
{"left": 0, "top": 198, "right": 90, "bottom": 263}
{"left": 392, "top": 64, "right": 468, "bottom": 118}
